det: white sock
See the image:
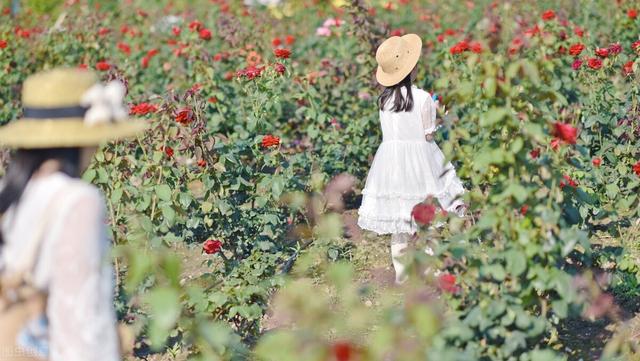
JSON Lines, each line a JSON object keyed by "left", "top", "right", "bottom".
{"left": 390, "top": 233, "right": 410, "bottom": 284}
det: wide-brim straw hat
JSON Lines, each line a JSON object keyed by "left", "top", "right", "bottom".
{"left": 0, "top": 68, "right": 147, "bottom": 148}
{"left": 375, "top": 33, "right": 422, "bottom": 87}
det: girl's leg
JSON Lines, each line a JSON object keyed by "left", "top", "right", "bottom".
{"left": 390, "top": 233, "right": 411, "bottom": 284}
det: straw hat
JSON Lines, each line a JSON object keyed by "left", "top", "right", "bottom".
{"left": 0, "top": 68, "right": 147, "bottom": 148}
{"left": 375, "top": 34, "right": 422, "bottom": 87}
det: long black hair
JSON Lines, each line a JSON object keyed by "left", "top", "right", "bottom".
{"left": 0, "top": 148, "right": 81, "bottom": 245}
{"left": 378, "top": 72, "right": 414, "bottom": 112}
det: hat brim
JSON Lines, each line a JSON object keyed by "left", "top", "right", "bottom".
{"left": 0, "top": 118, "right": 148, "bottom": 148}
{"left": 376, "top": 33, "right": 423, "bottom": 87}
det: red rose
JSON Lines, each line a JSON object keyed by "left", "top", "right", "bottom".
{"left": 411, "top": 202, "right": 436, "bottom": 226}
{"left": 189, "top": 83, "right": 202, "bottom": 94}
{"left": 632, "top": 160, "right": 640, "bottom": 176}
{"left": 285, "top": 35, "right": 295, "bottom": 45}
{"left": 541, "top": 9, "right": 556, "bottom": 21}
{"left": 508, "top": 37, "right": 523, "bottom": 55}
{"left": 98, "top": 27, "right": 110, "bottom": 36}
{"left": 172, "top": 26, "right": 181, "bottom": 36}
{"left": 147, "top": 48, "right": 159, "bottom": 58}
{"left": 574, "top": 27, "right": 584, "bottom": 37}
{"left": 592, "top": 157, "right": 602, "bottom": 167}
{"left": 197, "top": 159, "right": 207, "bottom": 167}
{"left": 272, "top": 37, "right": 281, "bottom": 47}
{"left": 550, "top": 137, "right": 561, "bottom": 151}
{"left": 274, "top": 48, "right": 291, "bottom": 59}
{"left": 572, "top": 59, "right": 583, "bottom": 70}
{"left": 236, "top": 65, "right": 264, "bottom": 80}
{"left": 117, "top": 42, "right": 131, "bottom": 56}
{"left": 628, "top": 8, "right": 638, "bottom": 19}
{"left": 199, "top": 28, "right": 212, "bottom": 40}
{"left": 623, "top": 61, "right": 634, "bottom": 76}
{"left": 203, "top": 239, "right": 222, "bottom": 254}
{"left": 390, "top": 28, "right": 404, "bottom": 36}
{"left": 16, "top": 28, "right": 30, "bottom": 39}
{"left": 141, "top": 56, "right": 150, "bottom": 68}
{"left": 437, "top": 273, "right": 459, "bottom": 293}
{"left": 569, "top": 43, "right": 585, "bottom": 56}
{"left": 0, "top": 39, "right": 6, "bottom": 49}
{"left": 633, "top": 40, "right": 640, "bottom": 52}
{"left": 530, "top": 148, "right": 540, "bottom": 159}
{"left": 208, "top": 96, "right": 218, "bottom": 104}
{"left": 520, "top": 205, "right": 529, "bottom": 215}
{"left": 451, "top": 40, "right": 470, "bottom": 55}
{"left": 274, "top": 62, "right": 286, "bottom": 75}
{"left": 587, "top": 58, "right": 602, "bottom": 70}
{"left": 189, "top": 20, "right": 202, "bottom": 32}
{"left": 553, "top": 122, "right": 578, "bottom": 144}
{"left": 560, "top": 174, "right": 578, "bottom": 189}
{"left": 163, "top": 146, "right": 174, "bottom": 158}
{"left": 331, "top": 341, "right": 354, "bottom": 361}
{"left": 261, "top": 135, "right": 280, "bottom": 148}
{"left": 175, "top": 107, "right": 194, "bottom": 125}
{"left": 608, "top": 43, "right": 622, "bottom": 55}
{"left": 595, "top": 48, "right": 609, "bottom": 58}
{"left": 95, "top": 61, "right": 111, "bottom": 71}
{"left": 524, "top": 25, "right": 541, "bottom": 37}
{"left": 469, "top": 41, "right": 483, "bottom": 54}
{"left": 129, "top": 103, "right": 158, "bottom": 116}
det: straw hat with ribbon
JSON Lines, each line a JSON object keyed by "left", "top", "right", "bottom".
{"left": 0, "top": 68, "right": 147, "bottom": 148}
{"left": 375, "top": 34, "right": 422, "bottom": 87}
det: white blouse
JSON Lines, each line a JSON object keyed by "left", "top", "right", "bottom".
{"left": 0, "top": 172, "right": 120, "bottom": 361}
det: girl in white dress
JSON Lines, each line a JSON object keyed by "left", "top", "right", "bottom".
{"left": 357, "top": 34, "right": 466, "bottom": 283}
{"left": 0, "top": 68, "right": 146, "bottom": 360}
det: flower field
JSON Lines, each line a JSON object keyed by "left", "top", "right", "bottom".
{"left": 1, "top": 0, "right": 640, "bottom": 360}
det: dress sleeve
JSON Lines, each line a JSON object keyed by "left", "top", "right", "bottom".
{"left": 421, "top": 93, "right": 439, "bottom": 135}
{"left": 47, "top": 186, "right": 120, "bottom": 361}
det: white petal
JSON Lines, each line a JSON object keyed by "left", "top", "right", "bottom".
{"left": 84, "top": 105, "right": 112, "bottom": 126}
{"left": 80, "top": 84, "right": 105, "bottom": 107}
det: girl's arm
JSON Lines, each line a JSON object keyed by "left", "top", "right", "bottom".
{"left": 421, "top": 93, "right": 442, "bottom": 141}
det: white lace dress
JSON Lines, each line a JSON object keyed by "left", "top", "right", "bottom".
{"left": 358, "top": 85, "right": 465, "bottom": 235}
{"left": 0, "top": 172, "right": 120, "bottom": 361}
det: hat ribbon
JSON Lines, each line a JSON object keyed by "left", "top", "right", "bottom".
{"left": 23, "top": 105, "right": 88, "bottom": 119}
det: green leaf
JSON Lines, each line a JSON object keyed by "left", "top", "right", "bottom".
{"left": 551, "top": 299, "right": 568, "bottom": 318}
{"left": 82, "top": 168, "right": 96, "bottom": 182}
{"left": 156, "top": 184, "right": 172, "bottom": 202}
{"left": 110, "top": 187, "right": 123, "bottom": 204}
{"left": 201, "top": 201, "right": 213, "bottom": 213}
{"left": 271, "top": 176, "right": 285, "bottom": 198}
{"left": 161, "top": 205, "right": 176, "bottom": 225}
{"left": 480, "top": 107, "right": 509, "bottom": 127}
{"left": 145, "top": 287, "right": 181, "bottom": 347}
{"left": 505, "top": 249, "right": 527, "bottom": 276}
